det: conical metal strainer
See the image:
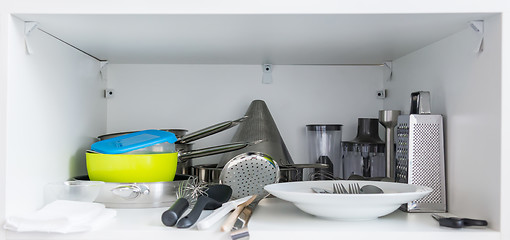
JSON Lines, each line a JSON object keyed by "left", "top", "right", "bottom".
{"left": 217, "top": 100, "right": 294, "bottom": 168}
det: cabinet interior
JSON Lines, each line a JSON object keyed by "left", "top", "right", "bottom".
{"left": 5, "top": 12, "right": 503, "bottom": 230}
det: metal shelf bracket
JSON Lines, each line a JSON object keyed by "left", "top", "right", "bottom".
{"left": 100, "top": 61, "right": 109, "bottom": 80}
{"left": 24, "top": 21, "right": 39, "bottom": 54}
{"left": 469, "top": 20, "right": 484, "bottom": 53}
{"left": 384, "top": 61, "right": 393, "bottom": 81}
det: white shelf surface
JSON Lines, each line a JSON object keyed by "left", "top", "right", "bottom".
{"left": 4, "top": 198, "right": 499, "bottom": 240}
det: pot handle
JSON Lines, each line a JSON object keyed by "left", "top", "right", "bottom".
{"left": 177, "top": 116, "right": 247, "bottom": 144}
{"left": 179, "top": 140, "right": 261, "bottom": 160}
{"left": 111, "top": 184, "right": 150, "bottom": 200}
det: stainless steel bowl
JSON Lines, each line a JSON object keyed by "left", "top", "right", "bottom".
{"left": 73, "top": 175, "right": 192, "bottom": 208}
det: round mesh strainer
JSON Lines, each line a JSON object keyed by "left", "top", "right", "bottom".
{"left": 219, "top": 152, "right": 279, "bottom": 200}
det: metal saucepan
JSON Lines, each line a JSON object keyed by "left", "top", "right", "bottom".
{"left": 95, "top": 117, "right": 246, "bottom": 174}
{"left": 73, "top": 174, "right": 192, "bottom": 208}
{"left": 86, "top": 141, "right": 253, "bottom": 183}
{"left": 194, "top": 163, "right": 329, "bottom": 183}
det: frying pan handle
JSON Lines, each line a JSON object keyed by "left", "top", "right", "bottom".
{"left": 179, "top": 141, "right": 256, "bottom": 160}
{"left": 177, "top": 116, "right": 247, "bottom": 144}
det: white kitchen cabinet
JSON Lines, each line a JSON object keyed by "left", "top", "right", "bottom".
{"left": 0, "top": 1, "right": 508, "bottom": 240}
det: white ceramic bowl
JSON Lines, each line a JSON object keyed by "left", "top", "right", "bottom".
{"left": 264, "top": 180, "right": 432, "bottom": 221}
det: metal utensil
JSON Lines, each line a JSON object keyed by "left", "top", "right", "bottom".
{"left": 311, "top": 187, "right": 332, "bottom": 194}
{"left": 360, "top": 185, "right": 384, "bottom": 194}
{"left": 396, "top": 91, "right": 446, "bottom": 213}
{"left": 313, "top": 184, "right": 383, "bottom": 194}
{"left": 333, "top": 183, "right": 361, "bottom": 194}
{"left": 219, "top": 152, "right": 279, "bottom": 238}
{"left": 219, "top": 152, "right": 279, "bottom": 200}
{"left": 177, "top": 116, "right": 247, "bottom": 144}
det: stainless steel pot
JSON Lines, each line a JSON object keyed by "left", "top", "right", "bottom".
{"left": 194, "top": 163, "right": 329, "bottom": 183}
{"left": 73, "top": 175, "right": 192, "bottom": 208}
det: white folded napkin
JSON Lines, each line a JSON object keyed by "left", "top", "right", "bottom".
{"left": 4, "top": 200, "right": 116, "bottom": 233}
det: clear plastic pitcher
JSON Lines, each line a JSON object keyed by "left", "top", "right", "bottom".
{"left": 306, "top": 124, "right": 343, "bottom": 180}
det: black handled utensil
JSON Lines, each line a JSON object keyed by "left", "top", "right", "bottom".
{"left": 161, "top": 177, "right": 206, "bottom": 227}
{"left": 161, "top": 198, "right": 190, "bottom": 226}
{"left": 176, "top": 184, "right": 232, "bottom": 228}
{"left": 431, "top": 214, "right": 488, "bottom": 228}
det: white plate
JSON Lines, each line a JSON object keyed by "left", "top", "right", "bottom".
{"left": 264, "top": 180, "right": 432, "bottom": 221}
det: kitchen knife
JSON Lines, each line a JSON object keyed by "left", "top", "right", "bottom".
{"left": 431, "top": 214, "right": 488, "bottom": 228}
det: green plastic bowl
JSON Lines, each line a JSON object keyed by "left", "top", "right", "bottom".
{"left": 86, "top": 152, "right": 178, "bottom": 182}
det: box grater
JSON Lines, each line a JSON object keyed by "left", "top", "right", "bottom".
{"left": 395, "top": 91, "right": 446, "bottom": 212}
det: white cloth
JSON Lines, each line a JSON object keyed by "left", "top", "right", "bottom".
{"left": 3, "top": 200, "right": 116, "bottom": 233}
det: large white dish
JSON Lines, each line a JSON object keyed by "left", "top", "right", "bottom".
{"left": 264, "top": 180, "right": 432, "bottom": 221}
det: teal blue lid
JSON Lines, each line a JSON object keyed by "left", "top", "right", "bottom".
{"left": 91, "top": 129, "right": 178, "bottom": 154}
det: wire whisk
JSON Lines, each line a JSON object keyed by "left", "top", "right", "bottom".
{"left": 177, "top": 176, "right": 208, "bottom": 206}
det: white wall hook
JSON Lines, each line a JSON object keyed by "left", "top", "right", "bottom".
{"left": 469, "top": 20, "right": 484, "bottom": 53}
{"left": 262, "top": 64, "right": 273, "bottom": 84}
{"left": 24, "top": 21, "right": 39, "bottom": 54}
{"left": 383, "top": 61, "right": 393, "bottom": 81}
{"left": 100, "top": 60, "right": 109, "bottom": 80}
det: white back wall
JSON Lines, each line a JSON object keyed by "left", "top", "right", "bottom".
{"left": 106, "top": 64, "right": 384, "bottom": 165}
{"left": 6, "top": 17, "right": 106, "bottom": 215}
{"left": 384, "top": 15, "right": 501, "bottom": 229}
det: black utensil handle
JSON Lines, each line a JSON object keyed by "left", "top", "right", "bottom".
{"left": 161, "top": 198, "right": 189, "bottom": 227}
{"left": 461, "top": 218, "right": 488, "bottom": 227}
{"left": 176, "top": 196, "right": 209, "bottom": 228}
{"left": 177, "top": 195, "right": 223, "bottom": 228}
{"left": 438, "top": 217, "right": 464, "bottom": 228}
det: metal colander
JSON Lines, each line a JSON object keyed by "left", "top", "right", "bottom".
{"left": 219, "top": 152, "right": 279, "bottom": 200}
{"left": 217, "top": 100, "right": 294, "bottom": 168}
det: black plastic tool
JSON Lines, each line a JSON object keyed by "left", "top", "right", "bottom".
{"left": 176, "top": 184, "right": 232, "bottom": 228}
{"left": 161, "top": 197, "right": 190, "bottom": 226}
{"left": 431, "top": 214, "right": 488, "bottom": 228}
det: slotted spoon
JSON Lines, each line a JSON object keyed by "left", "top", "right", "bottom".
{"left": 219, "top": 152, "right": 279, "bottom": 200}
